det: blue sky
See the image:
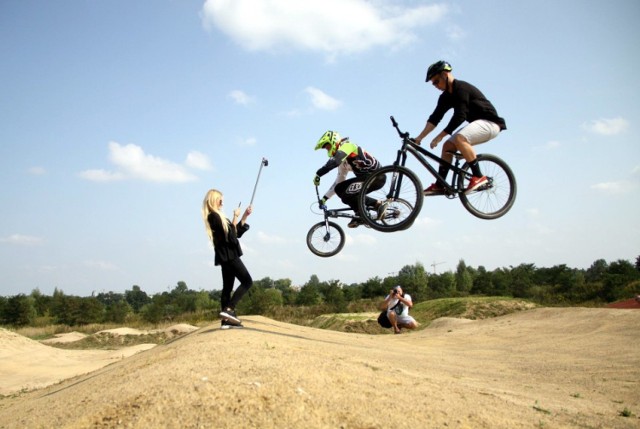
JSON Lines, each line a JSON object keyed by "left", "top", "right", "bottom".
{"left": 1, "top": 0, "right": 638, "bottom": 297}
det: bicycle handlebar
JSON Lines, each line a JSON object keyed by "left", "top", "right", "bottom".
{"left": 314, "top": 185, "right": 328, "bottom": 210}
{"left": 390, "top": 116, "right": 411, "bottom": 140}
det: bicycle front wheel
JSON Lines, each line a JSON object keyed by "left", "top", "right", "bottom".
{"left": 358, "top": 165, "right": 423, "bottom": 232}
{"left": 458, "top": 153, "right": 517, "bottom": 219}
{"left": 306, "top": 221, "right": 345, "bottom": 257}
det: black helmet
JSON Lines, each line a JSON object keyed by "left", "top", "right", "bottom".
{"left": 425, "top": 60, "right": 452, "bottom": 82}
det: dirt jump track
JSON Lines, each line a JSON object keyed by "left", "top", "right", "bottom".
{"left": 1, "top": 307, "right": 639, "bottom": 428}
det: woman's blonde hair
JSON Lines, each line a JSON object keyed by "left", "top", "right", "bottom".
{"left": 202, "top": 189, "right": 229, "bottom": 242}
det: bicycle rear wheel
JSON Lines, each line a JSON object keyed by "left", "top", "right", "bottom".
{"left": 358, "top": 165, "right": 423, "bottom": 232}
{"left": 306, "top": 221, "right": 345, "bottom": 257}
{"left": 458, "top": 153, "right": 516, "bottom": 219}
{"left": 381, "top": 198, "right": 416, "bottom": 230}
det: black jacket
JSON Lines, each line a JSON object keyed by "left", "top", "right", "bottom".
{"left": 207, "top": 212, "right": 249, "bottom": 266}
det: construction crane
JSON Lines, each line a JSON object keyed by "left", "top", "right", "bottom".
{"left": 430, "top": 261, "right": 445, "bottom": 274}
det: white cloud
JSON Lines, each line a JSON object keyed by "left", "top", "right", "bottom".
{"left": 582, "top": 117, "right": 629, "bottom": 135}
{"left": 526, "top": 208, "right": 540, "bottom": 217}
{"left": 79, "top": 169, "right": 126, "bottom": 182}
{"left": 351, "top": 233, "right": 377, "bottom": 245}
{"left": 201, "top": 0, "right": 447, "bottom": 57}
{"left": 256, "top": 231, "right": 288, "bottom": 244}
{"left": 0, "top": 234, "right": 44, "bottom": 246}
{"left": 185, "top": 151, "right": 212, "bottom": 170}
{"left": 591, "top": 180, "right": 636, "bottom": 194}
{"left": 305, "top": 87, "right": 342, "bottom": 111}
{"left": 532, "top": 140, "right": 561, "bottom": 152}
{"left": 229, "top": 89, "right": 255, "bottom": 105}
{"left": 528, "top": 221, "right": 554, "bottom": 236}
{"left": 80, "top": 142, "right": 197, "bottom": 183}
{"left": 283, "top": 108, "right": 302, "bottom": 117}
{"left": 108, "top": 142, "right": 196, "bottom": 182}
{"left": 446, "top": 24, "right": 465, "bottom": 41}
{"left": 27, "top": 166, "right": 46, "bottom": 175}
{"left": 237, "top": 137, "right": 257, "bottom": 146}
{"left": 281, "top": 88, "right": 341, "bottom": 115}
{"left": 83, "top": 260, "right": 119, "bottom": 271}
{"left": 412, "top": 215, "right": 442, "bottom": 228}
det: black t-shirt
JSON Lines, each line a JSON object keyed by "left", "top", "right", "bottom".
{"left": 428, "top": 79, "right": 506, "bottom": 135}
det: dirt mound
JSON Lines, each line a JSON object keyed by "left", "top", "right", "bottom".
{"left": 1, "top": 308, "right": 639, "bottom": 428}
{"left": 309, "top": 312, "right": 385, "bottom": 334}
{"left": 44, "top": 324, "right": 199, "bottom": 350}
{"left": 96, "top": 324, "right": 199, "bottom": 337}
{"left": 96, "top": 327, "right": 147, "bottom": 336}
{"left": 40, "top": 331, "right": 88, "bottom": 344}
{"left": 426, "top": 316, "right": 475, "bottom": 330}
{"left": 0, "top": 328, "right": 155, "bottom": 396}
{"left": 160, "top": 323, "right": 199, "bottom": 336}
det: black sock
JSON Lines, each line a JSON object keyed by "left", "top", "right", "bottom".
{"left": 438, "top": 165, "right": 450, "bottom": 184}
{"left": 469, "top": 159, "right": 482, "bottom": 177}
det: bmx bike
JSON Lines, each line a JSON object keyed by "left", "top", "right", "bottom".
{"left": 356, "top": 116, "right": 517, "bottom": 232}
{"left": 306, "top": 186, "right": 411, "bottom": 257}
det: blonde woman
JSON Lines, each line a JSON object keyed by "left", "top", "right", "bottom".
{"left": 202, "top": 189, "right": 253, "bottom": 329}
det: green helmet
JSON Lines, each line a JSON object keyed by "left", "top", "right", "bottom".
{"left": 425, "top": 60, "right": 452, "bottom": 82}
{"left": 315, "top": 130, "right": 341, "bottom": 156}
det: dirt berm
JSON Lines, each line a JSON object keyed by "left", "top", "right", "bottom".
{"left": 0, "top": 307, "right": 638, "bottom": 428}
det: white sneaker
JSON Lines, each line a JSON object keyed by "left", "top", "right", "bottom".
{"left": 219, "top": 308, "right": 241, "bottom": 325}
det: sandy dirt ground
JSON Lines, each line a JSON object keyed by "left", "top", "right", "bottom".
{"left": 0, "top": 307, "right": 638, "bottom": 429}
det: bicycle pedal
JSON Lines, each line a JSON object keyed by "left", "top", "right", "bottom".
{"left": 386, "top": 209, "right": 400, "bottom": 218}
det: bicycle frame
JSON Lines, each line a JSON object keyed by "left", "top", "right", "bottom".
{"left": 355, "top": 116, "right": 517, "bottom": 231}
{"left": 314, "top": 186, "right": 357, "bottom": 224}
{"left": 390, "top": 117, "right": 471, "bottom": 196}
{"left": 323, "top": 207, "right": 355, "bottom": 221}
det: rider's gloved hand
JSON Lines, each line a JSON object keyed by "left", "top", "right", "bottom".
{"left": 313, "top": 175, "right": 321, "bottom": 186}
{"left": 318, "top": 196, "right": 327, "bottom": 210}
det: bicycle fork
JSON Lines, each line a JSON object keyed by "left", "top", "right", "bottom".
{"left": 322, "top": 218, "right": 333, "bottom": 242}
{"left": 387, "top": 169, "right": 404, "bottom": 200}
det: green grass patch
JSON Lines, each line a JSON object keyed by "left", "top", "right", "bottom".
{"left": 47, "top": 332, "right": 169, "bottom": 350}
{"left": 619, "top": 407, "right": 634, "bottom": 418}
{"left": 293, "top": 296, "right": 537, "bottom": 335}
{"left": 412, "top": 296, "right": 537, "bottom": 324}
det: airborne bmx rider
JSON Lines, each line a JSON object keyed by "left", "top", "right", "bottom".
{"left": 313, "top": 130, "right": 387, "bottom": 228}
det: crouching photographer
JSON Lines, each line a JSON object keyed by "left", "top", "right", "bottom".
{"left": 378, "top": 285, "right": 418, "bottom": 334}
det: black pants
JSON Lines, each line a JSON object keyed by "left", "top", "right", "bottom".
{"left": 335, "top": 174, "right": 386, "bottom": 213}
{"left": 220, "top": 257, "right": 253, "bottom": 310}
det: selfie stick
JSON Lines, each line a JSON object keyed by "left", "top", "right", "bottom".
{"left": 249, "top": 157, "right": 269, "bottom": 206}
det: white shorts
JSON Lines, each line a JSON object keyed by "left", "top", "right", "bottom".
{"left": 396, "top": 315, "right": 416, "bottom": 325}
{"left": 450, "top": 120, "right": 500, "bottom": 146}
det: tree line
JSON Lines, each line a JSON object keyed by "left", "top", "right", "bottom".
{"left": 1, "top": 257, "right": 639, "bottom": 327}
